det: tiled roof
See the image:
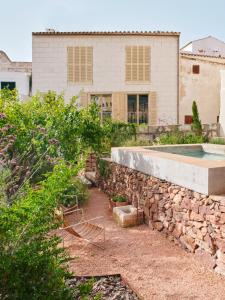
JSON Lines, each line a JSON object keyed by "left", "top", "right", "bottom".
{"left": 180, "top": 51, "right": 225, "bottom": 60}
{"left": 32, "top": 31, "right": 180, "bottom": 36}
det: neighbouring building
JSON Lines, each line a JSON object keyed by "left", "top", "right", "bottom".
{"left": 32, "top": 31, "right": 180, "bottom": 125}
{"left": 180, "top": 52, "right": 225, "bottom": 125}
{"left": 181, "top": 36, "right": 225, "bottom": 57}
{"left": 0, "top": 50, "right": 32, "bottom": 99}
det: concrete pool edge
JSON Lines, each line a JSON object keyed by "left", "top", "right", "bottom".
{"left": 111, "top": 144, "right": 225, "bottom": 195}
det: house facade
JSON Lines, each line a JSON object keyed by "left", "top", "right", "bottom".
{"left": 32, "top": 31, "right": 180, "bottom": 125}
{"left": 180, "top": 52, "right": 225, "bottom": 125}
{"left": 181, "top": 36, "right": 225, "bottom": 57}
{"left": 0, "top": 50, "right": 31, "bottom": 99}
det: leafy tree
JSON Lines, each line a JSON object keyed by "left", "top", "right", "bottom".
{"left": 191, "top": 101, "right": 202, "bottom": 134}
{"left": 0, "top": 162, "right": 79, "bottom": 300}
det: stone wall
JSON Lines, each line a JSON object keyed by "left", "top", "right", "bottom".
{"left": 97, "top": 159, "right": 225, "bottom": 275}
{"left": 86, "top": 153, "right": 97, "bottom": 172}
{"left": 137, "top": 123, "right": 219, "bottom": 141}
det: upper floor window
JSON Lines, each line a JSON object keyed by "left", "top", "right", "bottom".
{"left": 192, "top": 65, "right": 200, "bottom": 74}
{"left": 67, "top": 47, "right": 93, "bottom": 83}
{"left": 125, "top": 46, "right": 150, "bottom": 82}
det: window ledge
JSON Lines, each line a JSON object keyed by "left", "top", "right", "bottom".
{"left": 125, "top": 81, "right": 151, "bottom": 85}
{"left": 67, "top": 81, "right": 93, "bottom": 86}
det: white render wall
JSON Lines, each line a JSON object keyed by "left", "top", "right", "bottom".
{"left": 180, "top": 55, "right": 225, "bottom": 124}
{"left": 32, "top": 34, "right": 179, "bottom": 125}
{"left": 0, "top": 71, "right": 30, "bottom": 99}
{"left": 220, "top": 70, "right": 225, "bottom": 136}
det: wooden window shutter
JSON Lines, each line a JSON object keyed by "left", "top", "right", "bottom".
{"left": 67, "top": 47, "right": 93, "bottom": 83}
{"left": 125, "top": 46, "right": 150, "bottom": 82}
{"left": 149, "top": 91, "right": 157, "bottom": 125}
{"left": 125, "top": 47, "right": 132, "bottom": 81}
{"left": 112, "top": 92, "right": 126, "bottom": 122}
{"left": 79, "top": 92, "right": 89, "bottom": 107}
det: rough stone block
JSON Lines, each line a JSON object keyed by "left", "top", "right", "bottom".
{"left": 113, "top": 205, "right": 144, "bottom": 228}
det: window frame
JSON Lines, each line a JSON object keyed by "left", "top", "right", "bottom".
{"left": 192, "top": 64, "right": 200, "bottom": 74}
{"left": 90, "top": 94, "right": 112, "bottom": 123}
{"left": 1, "top": 81, "right": 16, "bottom": 90}
{"left": 127, "top": 93, "right": 149, "bottom": 125}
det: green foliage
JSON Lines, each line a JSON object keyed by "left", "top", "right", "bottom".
{"left": 210, "top": 137, "right": 225, "bottom": 145}
{"left": 97, "top": 158, "right": 110, "bottom": 179}
{"left": 74, "top": 278, "right": 102, "bottom": 300}
{"left": 103, "top": 120, "right": 137, "bottom": 150}
{"left": 192, "top": 101, "right": 202, "bottom": 134}
{"left": 122, "top": 138, "right": 152, "bottom": 147}
{"left": 60, "top": 178, "right": 89, "bottom": 207}
{"left": 78, "top": 278, "right": 95, "bottom": 298}
{"left": 0, "top": 161, "right": 79, "bottom": 300}
{"left": 112, "top": 195, "right": 127, "bottom": 202}
{"left": 0, "top": 90, "right": 104, "bottom": 162}
{"left": 156, "top": 131, "right": 207, "bottom": 145}
{"left": 0, "top": 168, "right": 10, "bottom": 208}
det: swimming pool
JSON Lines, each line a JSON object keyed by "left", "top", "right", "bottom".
{"left": 111, "top": 144, "right": 225, "bottom": 195}
{"left": 149, "top": 147, "right": 225, "bottom": 161}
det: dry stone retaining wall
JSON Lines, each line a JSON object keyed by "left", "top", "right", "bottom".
{"left": 97, "top": 159, "right": 225, "bottom": 276}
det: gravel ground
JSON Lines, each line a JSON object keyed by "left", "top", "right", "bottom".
{"left": 63, "top": 188, "right": 225, "bottom": 300}
{"left": 67, "top": 275, "right": 139, "bottom": 299}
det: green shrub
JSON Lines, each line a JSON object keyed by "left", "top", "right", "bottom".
{"left": 210, "top": 137, "right": 225, "bottom": 145}
{"left": 103, "top": 120, "right": 137, "bottom": 150}
{"left": 97, "top": 158, "right": 110, "bottom": 179}
{"left": 155, "top": 131, "right": 207, "bottom": 145}
{"left": 112, "top": 195, "right": 127, "bottom": 202}
{"left": 191, "top": 101, "right": 202, "bottom": 134}
{"left": 0, "top": 162, "right": 79, "bottom": 300}
{"left": 60, "top": 178, "right": 89, "bottom": 207}
{"left": 122, "top": 138, "right": 152, "bottom": 147}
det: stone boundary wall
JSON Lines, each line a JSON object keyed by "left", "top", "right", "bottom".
{"left": 85, "top": 153, "right": 97, "bottom": 172}
{"left": 137, "top": 123, "right": 219, "bottom": 141}
{"left": 97, "top": 159, "right": 225, "bottom": 275}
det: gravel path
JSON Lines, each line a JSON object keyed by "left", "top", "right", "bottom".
{"left": 65, "top": 188, "right": 225, "bottom": 300}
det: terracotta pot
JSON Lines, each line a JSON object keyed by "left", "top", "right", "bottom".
{"left": 116, "top": 201, "right": 128, "bottom": 207}
{"left": 109, "top": 199, "right": 117, "bottom": 211}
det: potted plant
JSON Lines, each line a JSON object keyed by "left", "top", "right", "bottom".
{"left": 110, "top": 195, "right": 128, "bottom": 210}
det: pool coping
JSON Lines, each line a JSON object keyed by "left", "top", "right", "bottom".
{"left": 111, "top": 144, "right": 225, "bottom": 195}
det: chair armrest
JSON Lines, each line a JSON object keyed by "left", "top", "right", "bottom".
{"left": 63, "top": 208, "right": 84, "bottom": 216}
{"left": 61, "top": 216, "right": 104, "bottom": 230}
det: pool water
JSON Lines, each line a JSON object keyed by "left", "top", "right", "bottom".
{"left": 169, "top": 150, "right": 225, "bottom": 161}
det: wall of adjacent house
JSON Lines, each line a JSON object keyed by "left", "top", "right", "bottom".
{"left": 0, "top": 51, "right": 31, "bottom": 99}
{"left": 220, "top": 70, "right": 225, "bottom": 136}
{"left": 0, "top": 71, "right": 30, "bottom": 98}
{"left": 32, "top": 34, "right": 179, "bottom": 125}
{"left": 180, "top": 55, "right": 225, "bottom": 124}
{"left": 182, "top": 36, "right": 225, "bottom": 57}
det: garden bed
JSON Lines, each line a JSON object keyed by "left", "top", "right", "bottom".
{"left": 67, "top": 274, "right": 140, "bottom": 300}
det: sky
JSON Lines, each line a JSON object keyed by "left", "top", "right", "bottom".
{"left": 1, "top": 0, "right": 225, "bottom": 62}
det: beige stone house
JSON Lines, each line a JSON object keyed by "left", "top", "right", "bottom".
{"left": 32, "top": 31, "right": 180, "bottom": 125}
{"left": 0, "top": 50, "right": 31, "bottom": 99}
{"left": 180, "top": 52, "right": 225, "bottom": 125}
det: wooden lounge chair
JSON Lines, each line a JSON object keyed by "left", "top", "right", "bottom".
{"left": 60, "top": 207, "right": 105, "bottom": 250}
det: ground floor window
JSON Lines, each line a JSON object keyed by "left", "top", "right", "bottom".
{"left": 1, "top": 81, "right": 16, "bottom": 90}
{"left": 127, "top": 94, "right": 148, "bottom": 124}
{"left": 91, "top": 94, "right": 112, "bottom": 123}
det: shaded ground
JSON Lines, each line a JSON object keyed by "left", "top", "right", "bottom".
{"left": 65, "top": 188, "right": 225, "bottom": 300}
